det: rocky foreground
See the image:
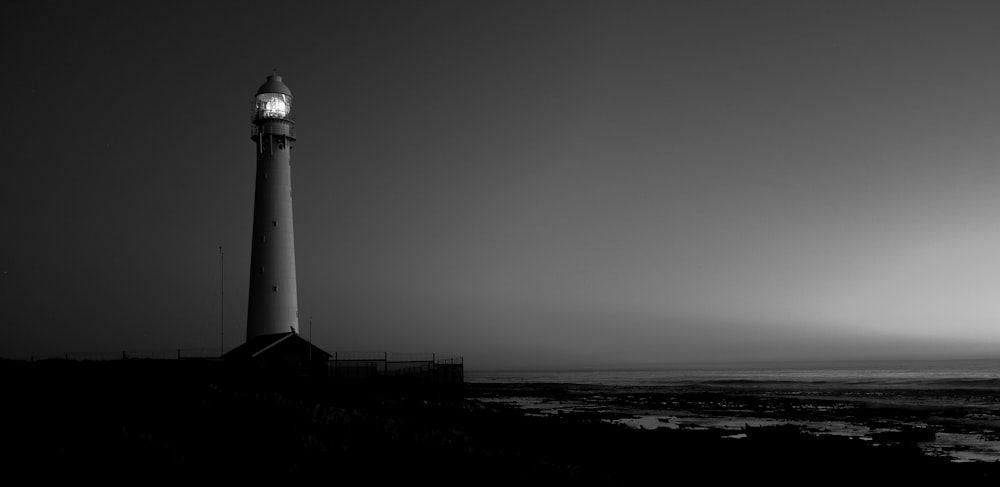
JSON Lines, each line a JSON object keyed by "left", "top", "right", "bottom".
{"left": 2, "top": 359, "right": 999, "bottom": 482}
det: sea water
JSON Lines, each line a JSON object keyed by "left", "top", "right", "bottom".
{"left": 467, "top": 358, "right": 1000, "bottom": 463}
{"left": 466, "top": 358, "right": 1000, "bottom": 388}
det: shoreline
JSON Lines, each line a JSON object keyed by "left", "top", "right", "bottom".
{"left": 3, "top": 359, "right": 1000, "bottom": 480}
{"left": 467, "top": 380, "right": 1000, "bottom": 463}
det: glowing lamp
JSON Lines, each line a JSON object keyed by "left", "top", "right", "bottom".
{"left": 256, "top": 93, "right": 291, "bottom": 119}
{"left": 252, "top": 74, "right": 294, "bottom": 121}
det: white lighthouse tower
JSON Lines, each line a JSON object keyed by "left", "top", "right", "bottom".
{"left": 246, "top": 74, "right": 299, "bottom": 341}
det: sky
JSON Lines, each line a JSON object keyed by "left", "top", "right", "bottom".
{"left": 4, "top": 1, "right": 1000, "bottom": 369}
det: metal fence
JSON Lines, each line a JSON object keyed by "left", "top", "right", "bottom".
{"left": 327, "top": 352, "right": 463, "bottom": 383}
{"left": 19, "top": 349, "right": 462, "bottom": 367}
{"left": 22, "top": 348, "right": 225, "bottom": 361}
{"left": 15, "top": 349, "right": 463, "bottom": 383}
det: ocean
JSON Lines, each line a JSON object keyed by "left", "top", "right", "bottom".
{"left": 467, "top": 358, "right": 1000, "bottom": 462}
{"left": 466, "top": 358, "right": 1000, "bottom": 388}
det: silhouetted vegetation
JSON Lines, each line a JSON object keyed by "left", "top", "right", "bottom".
{"left": 2, "top": 359, "right": 998, "bottom": 482}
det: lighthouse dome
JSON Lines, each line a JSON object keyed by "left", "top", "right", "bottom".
{"left": 256, "top": 74, "right": 293, "bottom": 96}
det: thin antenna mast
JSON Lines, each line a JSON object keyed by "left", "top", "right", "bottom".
{"left": 219, "top": 246, "right": 224, "bottom": 356}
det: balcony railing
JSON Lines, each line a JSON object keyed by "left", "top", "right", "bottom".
{"left": 251, "top": 119, "right": 296, "bottom": 140}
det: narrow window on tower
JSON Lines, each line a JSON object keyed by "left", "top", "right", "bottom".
{"left": 259, "top": 267, "right": 264, "bottom": 274}
{"left": 260, "top": 235, "right": 266, "bottom": 244}
{"left": 272, "top": 221, "right": 277, "bottom": 227}
{"left": 272, "top": 285, "right": 278, "bottom": 292}
{"left": 264, "top": 172, "right": 269, "bottom": 180}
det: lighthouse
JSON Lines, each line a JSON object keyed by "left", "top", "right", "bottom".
{"left": 246, "top": 74, "right": 299, "bottom": 340}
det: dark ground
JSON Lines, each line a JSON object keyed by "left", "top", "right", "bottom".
{"left": 2, "top": 359, "right": 999, "bottom": 483}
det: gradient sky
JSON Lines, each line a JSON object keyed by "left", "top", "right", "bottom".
{"left": 5, "top": 1, "right": 1000, "bottom": 368}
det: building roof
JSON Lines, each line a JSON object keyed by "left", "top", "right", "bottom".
{"left": 223, "top": 332, "right": 330, "bottom": 362}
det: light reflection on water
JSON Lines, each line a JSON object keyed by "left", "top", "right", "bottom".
{"left": 613, "top": 414, "right": 1000, "bottom": 462}
{"left": 475, "top": 394, "right": 1000, "bottom": 463}
{"left": 926, "top": 433, "right": 1000, "bottom": 463}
